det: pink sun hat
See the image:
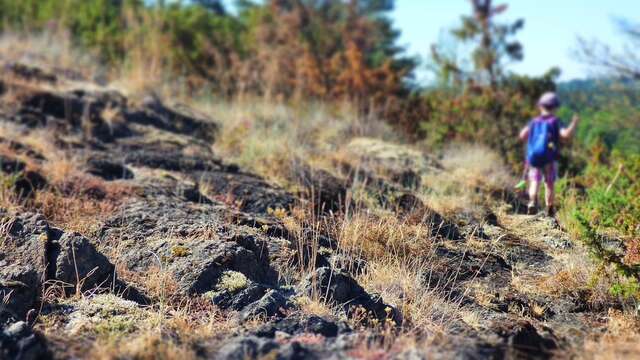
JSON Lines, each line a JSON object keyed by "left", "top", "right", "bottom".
{"left": 538, "top": 92, "right": 560, "bottom": 109}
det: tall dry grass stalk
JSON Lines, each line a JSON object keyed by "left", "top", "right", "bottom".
{"left": 0, "top": 28, "right": 102, "bottom": 81}
{"left": 197, "top": 98, "right": 398, "bottom": 186}
{"left": 113, "top": 6, "right": 175, "bottom": 97}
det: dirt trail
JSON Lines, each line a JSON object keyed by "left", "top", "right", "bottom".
{"left": 489, "top": 208, "right": 601, "bottom": 355}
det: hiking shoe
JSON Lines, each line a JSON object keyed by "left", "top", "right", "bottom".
{"left": 545, "top": 206, "right": 556, "bottom": 217}
{"left": 527, "top": 204, "right": 537, "bottom": 215}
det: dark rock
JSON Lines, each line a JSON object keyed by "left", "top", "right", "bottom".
{"left": 433, "top": 246, "right": 510, "bottom": 280}
{"left": 86, "top": 157, "right": 134, "bottom": 180}
{"left": 0, "top": 138, "right": 45, "bottom": 161}
{"left": 0, "top": 156, "right": 46, "bottom": 198}
{"left": 504, "top": 242, "right": 552, "bottom": 268}
{"left": 215, "top": 336, "right": 279, "bottom": 360}
{"left": 0, "top": 155, "right": 26, "bottom": 174}
{"left": 393, "top": 193, "right": 423, "bottom": 213}
{"left": 255, "top": 315, "right": 341, "bottom": 338}
{"left": 177, "top": 183, "right": 212, "bottom": 204}
{"left": 0, "top": 213, "right": 51, "bottom": 317}
{"left": 291, "top": 163, "right": 347, "bottom": 213}
{"left": 100, "top": 198, "right": 279, "bottom": 294}
{"left": 277, "top": 342, "right": 315, "bottom": 360}
{"left": 123, "top": 150, "right": 224, "bottom": 173}
{"left": 240, "top": 289, "right": 292, "bottom": 321}
{"left": 302, "top": 267, "right": 400, "bottom": 324}
{"left": 54, "top": 232, "right": 116, "bottom": 294}
{"left": 15, "top": 171, "right": 47, "bottom": 199}
{"left": 494, "top": 320, "right": 557, "bottom": 359}
{"left": 300, "top": 229, "right": 337, "bottom": 250}
{"left": 13, "top": 89, "right": 131, "bottom": 142}
{"left": 0, "top": 212, "right": 126, "bottom": 315}
{"left": 0, "top": 316, "right": 50, "bottom": 360}
{"left": 196, "top": 171, "right": 295, "bottom": 216}
{"left": 5, "top": 63, "right": 57, "bottom": 84}
{"left": 0, "top": 265, "right": 40, "bottom": 319}
{"left": 127, "top": 96, "right": 218, "bottom": 142}
{"left": 390, "top": 169, "right": 421, "bottom": 189}
{"left": 214, "top": 335, "right": 326, "bottom": 360}
{"left": 210, "top": 282, "right": 269, "bottom": 311}
{"left": 328, "top": 253, "right": 368, "bottom": 277}
{"left": 392, "top": 193, "right": 462, "bottom": 240}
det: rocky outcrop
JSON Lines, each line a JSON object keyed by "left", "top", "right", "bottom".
{"left": 99, "top": 198, "right": 284, "bottom": 295}
{"left": 302, "top": 267, "right": 400, "bottom": 324}
{"left": 0, "top": 212, "right": 120, "bottom": 318}
{"left": 0, "top": 313, "right": 49, "bottom": 360}
{"left": 494, "top": 320, "right": 558, "bottom": 359}
{"left": 4, "top": 80, "right": 217, "bottom": 144}
{"left": 0, "top": 155, "right": 47, "bottom": 198}
{"left": 289, "top": 162, "right": 348, "bottom": 213}
{"left": 85, "top": 157, "right": 134, "bottom": 180}
{"left": 0, "top": 63, "right": 592, "bottom": 359}
{"left": 343, "top": 137, "right": 443, "bottom": 189}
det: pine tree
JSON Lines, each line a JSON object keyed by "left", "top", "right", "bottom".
{"left": 432, "top": 0, "right": 524, "bottom": 88}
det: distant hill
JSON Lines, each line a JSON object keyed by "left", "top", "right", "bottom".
{"left": 557, "top": 77, "right": 640, "bottom": 110}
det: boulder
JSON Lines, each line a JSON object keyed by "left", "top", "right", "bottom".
{"left": 215, "top": 336, "right": 279, "bottom": 360}
{"left": 240, "top": 290, "right": 293, "bottom": 321}
{"left": 1, "top": 212, "right": 122, "bottom": 317}
{"left": 0, "top": 265, "right": 40, "bottom": 319}
{"left": 493, "top": 320, "right": 557, "bottom": 359}
{"left": 86, "top": 157, "right": 134, "bottom": 180}
{"left": 290, "top": 163, "right": 347, "bottom": 213}
{"left": 54, "top": 232, "right": 115, "bottom": 294}
{"left": 302, "top": 267, "right": 400, "bottom": 324}
{"left": 254, "top": 315, "right": 342, "bottom": 338}
{"left": 100, "top": 198, "right": 280, "bottom": 294}
{"left": 0, "top": 317, "right": 50, "bottom": 360}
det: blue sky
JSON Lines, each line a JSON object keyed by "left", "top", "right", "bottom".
{"left": 222, "top": 0, "right": 637, "bottom": 83}
{"left": 392, "top": 0, "right": 637, "bottom": 82}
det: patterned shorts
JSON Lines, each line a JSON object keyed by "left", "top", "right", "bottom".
{"left": 528, "top": 162, "right": 558, "bottom": 184}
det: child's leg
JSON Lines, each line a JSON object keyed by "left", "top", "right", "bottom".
{"left": 528, "top": 166, "right": 542, "bottom": 207}
{"left": 543, "top": 181, "right": 554, "bottom": 208}
{"left": 528, "top": 179, "right": 540, "bottom": 207}
{"left": 543, "top": 162, "right": 558, "bottom": 214}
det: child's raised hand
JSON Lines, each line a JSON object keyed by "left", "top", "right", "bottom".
{"left": 572, "top": 114, "right": 580, "bottom": 124}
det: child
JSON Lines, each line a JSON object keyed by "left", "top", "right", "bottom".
{"left": 519, "top": 92, "right": 580, "bottom": 216}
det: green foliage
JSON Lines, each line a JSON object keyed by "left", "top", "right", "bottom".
{"left": 579, "top": 153, "right": 640, "bottom": 236}
{"left": 0, "top": 0, "right": 131, "bottom": 61}
{"left": 610, "top": 278, "right": 640, "bottom": 300}
{"left": 420, "top": 69, "right": 560, "bottom": 169}
{"left": 0, "top": 0, "right": 413, "bottom": 102}
{"left": 560, "top": 150, "right": 640, "bottom": 303}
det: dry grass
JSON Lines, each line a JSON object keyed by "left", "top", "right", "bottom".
{"left": 420, "top": 143, "right": 513, "bottom": 219}
{"left": 439, "top": 143, "right": 513, "bottom": 190}
{"left": 93, "top": 331, "right": 198, "bottom": 360}
{"left": 0, "top": 30, "right": 102, "bottom": 82}
{"left": 294, "top": 295, "right": 335, "bottom": 317}
{"left": 195, "top": 99, "right": 397, "bottom": 187}
{"left": 337, "top": 211, "right": 435, "bottom": 261}
{"left": 356, "top": 257, "right": 455, "bottom": 333}
{"left": 582, "top": 309, "right": 640, "bottom": 359}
